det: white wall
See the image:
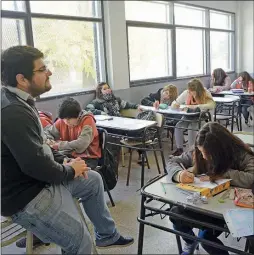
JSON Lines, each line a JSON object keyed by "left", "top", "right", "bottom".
{"left": 238, "top": 1, "right": 254, "bottom": 75}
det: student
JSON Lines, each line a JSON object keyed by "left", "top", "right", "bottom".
{"left": 171, "top": 78, "right": 215, "bottom": 156}
{"left": 209, "top": 68, "right": 231, "bottom": 93}
{"left": 141, "top": 84, "right": 178, "bottom": 108}
{"left": 1, "top": 46, "right": 133, "bottom": 253}
{"left": 46, "top": 98, "right": 101, "bottom": 170}
{"left": 167, "top": 122, "right": 254, "bottom": 255}
{"left": 86, "top": 82, "right": 139, "bottom": 116}
{"left": 39, "top": 110, "right": 53, "bottom": 129}
{"left": 231, "top": 71, "right": 254, "bottom": 124}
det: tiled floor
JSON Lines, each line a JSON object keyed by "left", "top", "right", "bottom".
{"left": 2, "top": 121, "right": 252, "bottom": 254}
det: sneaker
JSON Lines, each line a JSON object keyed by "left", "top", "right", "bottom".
{"left": 172, "top": 148, "right": 184, "bottom": 156}
{"left": 181, "top": 242, "right": 196, "bottom": 255}
{"left": 96, "top": 235, "right": 134, "bottom": 249}
{"left": 16, "top": 235, "right": 50, "bottom": 248}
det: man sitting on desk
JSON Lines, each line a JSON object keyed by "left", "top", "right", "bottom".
{"left": 46, "top": 97, "right": 101, "bottom": 169}
{"left": 167, "top": 122, "right": 254, "bottom": 255}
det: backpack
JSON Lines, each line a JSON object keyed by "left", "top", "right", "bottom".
{"left": 97, "top": 128, "right": 118, "bottom": 190}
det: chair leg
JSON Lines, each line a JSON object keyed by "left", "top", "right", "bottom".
{"left": 171, "top": 129, "right": 174, "bottom": 151}
{"left": 98, "top": 170, "right": 115, "bottom": 207}
{"left": 144, "top": 151, "right": 150, "bottom": 169}
{"left": 121, "top": 147, "right": 125, "bottom": 167}
{"left": 26, "top": 231, "right": 33, "bottom": 255}
{"left": 126, "top": 150, "right": 133, "bottom": 186}
{"left": 152, "top": 146, "right": 161, "bottom": 174}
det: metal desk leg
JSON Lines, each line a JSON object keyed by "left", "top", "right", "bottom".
{"left": 231, "top": 102, "right": 235, "bottom": 132}
{"left": 140, "top": 151, "right": 145, "bottom": 189}
{"left": 239, "top": 101, "right": 243, "bottom": 131}
{"left": 138, "top": 195, "right": 146, "bottom": 255}
{"left": 175, "top": 234, "right": 183, "bottom": 255}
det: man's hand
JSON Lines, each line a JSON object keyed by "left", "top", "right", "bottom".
{"left": 153, "top": 101, "right": 160, "bottom": 109}
{"left": 179, "top": 170, "right": 194, "bottom": 184}
{"left": 68, "top": 157, "right": 90, "bottom": 179}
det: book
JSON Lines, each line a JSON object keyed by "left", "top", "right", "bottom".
{"left": 176, "top": 177, "right": 231, "bottom": 197}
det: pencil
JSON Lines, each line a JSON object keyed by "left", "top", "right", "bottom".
{"left": 160, "top": 182, "right": 167, "bottom": 194}
{"left": 179, "top": 163, "right": 186, "bottom": 170}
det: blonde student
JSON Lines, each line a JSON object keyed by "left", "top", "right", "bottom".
{"left": 171, "top": 78, "right": 215, "bottom": 156}
{"left": 141, "top": 84, "right": 178, "bottom": 108}
{"left": 167, "top": 122, "right": 254, "bottom": 255}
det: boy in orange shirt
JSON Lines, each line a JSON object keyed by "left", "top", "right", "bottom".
{"left": 46, "top": 98, "right": 101, "bottom": 169}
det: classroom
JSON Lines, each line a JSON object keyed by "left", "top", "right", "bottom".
{"left": 1, "top": 1, "right": 254, "bottom": 254}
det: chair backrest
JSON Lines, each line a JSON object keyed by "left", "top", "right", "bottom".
{"left": 96, "top": 127, "right": 108, "bottom": 152}
{"left": 120, "top": 108, "right": 139, "bottom": 118}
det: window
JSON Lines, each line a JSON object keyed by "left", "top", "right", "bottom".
{"left": 128, "top": 27, "right": 172, "bottom": 80}
{"left": 1, "top": 0, "right": 106, "bottom": 98}
{"left": 176, "top": 28, "right": 206, "bottom": 77}
{"left": 174, "top": 4, "right": 206, "bottom": 27}
{"left": 125, "top": 1, "right": 172, "bottom": 24}
{"left": 30, "top": 1, "right": 101, "bottom": 18}
{"left": 210, "top": 10, "right": 234, "bottom": 30}
{"left": 125, "top": 1, "right": 235, "bottom": 83}
{"left": 210, "top": 31, "right": 233, "bottom": 72}
{"left": 1, "top": 1, "right": 26, "bottom": 12}
{"left": 2, "top": 18, "right": 26, "bottom": 50}
{"left": 210, "top": 10, "right": 234, "bottom": 72}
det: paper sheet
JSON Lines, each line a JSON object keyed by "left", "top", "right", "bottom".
{"left": 223, "top": 208, "right": 254, "bottom": 237}
{"left": 94, "top": 115, "right": 113, "bottom": 121}
{"left": 192, "top": 177, "right": 231, "bottom": 189}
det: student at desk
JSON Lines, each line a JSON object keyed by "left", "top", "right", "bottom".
{"left": 167, "top": 122, "right": 254, "bottom": 255}
{"left": 46, "top": 98, "right": 101, "bottom": 169}
{"left": 209, "top": 68, "right": 231, "bottom": 93}
{"left": 171, "top": 78, "right": 215, "bottom": 156}
{"left": 85, "top": 82, "right": 140, "bottom": 116}
{"left": 231, "top": 71, "right": 254, "bottom": 125}
{"left": 141, "top": 84, "right": 178, "bottom": 108}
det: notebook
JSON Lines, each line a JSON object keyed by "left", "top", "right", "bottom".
{"left": 224, "top": 208, "right": 254, "bottom": 237}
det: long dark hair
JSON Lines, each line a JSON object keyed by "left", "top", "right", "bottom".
{"left": 95, "top": 82, "right": 115, "bottom": 99}
{"left": 239, "top": 71, "right": 254, "bottom": 90}
{"left": 212, "top": 68, "right": 227, "bottom": 86}
{"left": 193, "top": 122, "right": 254, "bottom": 179}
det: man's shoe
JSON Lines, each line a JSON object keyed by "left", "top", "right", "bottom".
{"left": 16, "top": 235, "right": 50, "bottom": 248}
{"left": 96, "top": 236, "right": 134, "bottom": 249}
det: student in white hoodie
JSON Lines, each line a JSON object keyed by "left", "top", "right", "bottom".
{"left": 171, "top": 79, "right": 215, "bottom": 156}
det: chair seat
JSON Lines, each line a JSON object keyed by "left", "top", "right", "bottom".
{"left": 120, "top": 139, "right": 153, "bottom": 146}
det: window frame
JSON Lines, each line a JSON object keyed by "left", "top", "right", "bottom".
{"left": 125, "top": 1, "right": 235, "bottom": 86}
{"left": 1, "top": 0, "right": 108, "bottom": 100}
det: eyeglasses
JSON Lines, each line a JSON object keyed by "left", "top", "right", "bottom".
{"left": 33, "top": 66, "right": 50, "bottom": 73}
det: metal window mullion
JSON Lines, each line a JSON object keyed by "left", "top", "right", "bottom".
{"left": 206, "top": 9, "right": 210, "bottom": 75}
{"left": 24, "top": 1, "right": 34, "bottom": 46}
{"left": 172, "top": 27, "right": 177, "bottom": 78}
{"left": 101, "top": 0, "right": 108, "bottom": 83}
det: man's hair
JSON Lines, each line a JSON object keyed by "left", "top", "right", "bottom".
{"left": 1, "top": 46, "right": 44, "bottom": 87}
{"left": 58, "top": 98, "right": 81, "bottom": 119}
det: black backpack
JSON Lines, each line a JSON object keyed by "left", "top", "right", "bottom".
{"left": 97, "top": 128, "right": 118, "bottom": 190}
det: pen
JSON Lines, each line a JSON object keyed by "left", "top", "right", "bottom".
{"left": 160, "top": 182, "right": 167, "bottom": 194}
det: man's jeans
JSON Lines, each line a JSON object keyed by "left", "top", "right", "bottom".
{"left": 11, "top": 171, "right": 120, "bottom": 254}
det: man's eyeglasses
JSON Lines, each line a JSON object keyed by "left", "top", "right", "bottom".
{"left": 33, "top": 66, "right": 50, "bottom": 73}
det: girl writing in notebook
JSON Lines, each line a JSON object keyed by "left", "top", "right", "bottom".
{"left": 231, "top": 71, "right": 254, "bottom": 125}
{"left": 171, "top": 78, "right": 215, "bottom": 156}
{"left": 167, "top": 122, "right": 254, "bottom": 255}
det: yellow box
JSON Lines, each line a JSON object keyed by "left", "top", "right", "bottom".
{"left": 176, "top": 180, "right": 231, "bottom": 197}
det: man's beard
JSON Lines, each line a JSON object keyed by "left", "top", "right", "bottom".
{"left": 29, "top": 79, "right": 51, "bottom": 97}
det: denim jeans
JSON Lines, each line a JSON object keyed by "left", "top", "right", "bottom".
{"left": 170, "top": 206, "right": 229, "bottom": 255}
{"left": 11, "top": 171, "right": 120, "bottom": 254}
